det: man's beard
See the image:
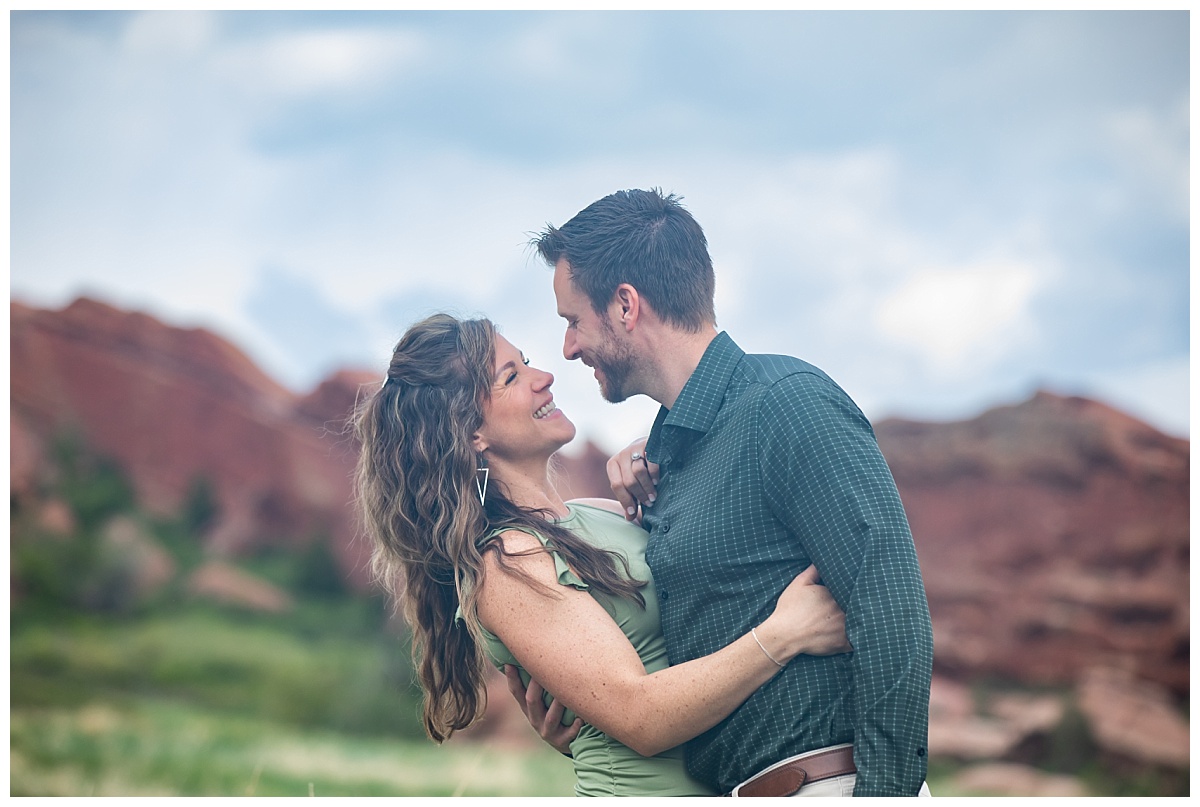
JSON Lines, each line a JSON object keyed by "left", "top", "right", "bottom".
{"left": 595, "top": 352, "right": 636, "bottom": 403}
{"left": 590, "top": 322, "right": 639, "bottom": 404}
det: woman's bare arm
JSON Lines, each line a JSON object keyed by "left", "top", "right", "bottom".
{"left": 476, "top": 529, "right": 846, "bottom": 758}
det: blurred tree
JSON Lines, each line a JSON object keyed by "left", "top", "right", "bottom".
{"left": 182, "top": 475, "right": 220, "bottom": 536}
{"left": 52, "top": 431, "right": 135, "bottom": 532}
{"left": 294, "top": 535, "right": 349, "bottom": 600}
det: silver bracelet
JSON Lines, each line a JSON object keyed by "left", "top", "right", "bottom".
{"left": 750, "top": 625, "right": 786, "bottom": 669}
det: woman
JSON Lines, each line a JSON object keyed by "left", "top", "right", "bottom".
{"left": 354, "top": 314, "right": 851, "bottom": 796}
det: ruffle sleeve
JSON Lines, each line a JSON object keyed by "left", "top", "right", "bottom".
{"left": 454, "top": 527, "right": 586, "bottom": 624}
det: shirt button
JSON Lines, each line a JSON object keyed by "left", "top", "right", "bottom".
{"left": 661, "top": 520, "right": 671, "bottom": 533}
{"left": 660, "top": 589, "right": 669, "bottom": 600}
{"left": 917, "top": 748, "right": 926, "bottom": 757}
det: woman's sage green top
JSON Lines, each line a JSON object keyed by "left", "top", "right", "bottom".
{"left": 476, "top": 502, "right": 716, "bottom": 797}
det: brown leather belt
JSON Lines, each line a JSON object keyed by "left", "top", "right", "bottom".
{"left": 732, "top": 745, "right": 856, "bottom": 797}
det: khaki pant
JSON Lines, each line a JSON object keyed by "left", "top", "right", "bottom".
{"left": 783, "top": 775, "right": 932, "bottom": 797}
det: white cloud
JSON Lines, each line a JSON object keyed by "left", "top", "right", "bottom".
{"left": 874, "top": 260, "right": 1042, "bottom": 378}
{"left": 1100, "top": 95, "right": 1190, "bottom": 223}
{"left": 214, "top": 27, "right": 430, "bottom": 99}
{"left": 122, "top": 10, "right": 217, "bottom": 58}
{"left": 711, "top": 149, "right": 901, "bottom": 277}
{"left": 502, "top": 12, "right": 642, "bottom": 89}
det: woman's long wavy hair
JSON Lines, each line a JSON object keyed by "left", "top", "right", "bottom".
{"left": 353, "top": 313, "right": 644, "bottom": 742}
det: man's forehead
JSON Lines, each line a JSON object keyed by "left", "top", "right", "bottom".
{"left": 552, "top": 263, "right": 579, "bottom": 309}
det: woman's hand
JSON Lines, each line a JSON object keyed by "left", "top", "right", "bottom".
{"left": 504, "top": 664, "right": 582, "bottom": 756}
{"left": 755, "top": 565, "right": 852, "bottom": 663}
{"left": 606, "top": 437, "right": 659, "bottom": 522}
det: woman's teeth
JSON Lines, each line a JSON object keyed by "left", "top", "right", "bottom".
{"left": 534, "top": 402, "right": 556, "bottom": 419}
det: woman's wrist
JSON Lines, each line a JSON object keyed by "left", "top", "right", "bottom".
{"left": 750, "top": 625, "right": 786, "bottom": 669}
{"left": 751, "top": 616, "right": 799, "bottom": 666}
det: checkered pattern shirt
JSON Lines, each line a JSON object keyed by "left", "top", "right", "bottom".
{"left": 643, "top": 332, "right": 933, "bottom": 796}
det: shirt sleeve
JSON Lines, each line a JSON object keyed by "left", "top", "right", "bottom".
{"left": 758, "top": 372, "right": 934, "bottom": 796}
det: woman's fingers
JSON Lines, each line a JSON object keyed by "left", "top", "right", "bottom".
{"left": 505, "top": 665, "right": 581, "bottom": 754}
{"left": 607, "top": 438, "right": 659, "bottom": 521}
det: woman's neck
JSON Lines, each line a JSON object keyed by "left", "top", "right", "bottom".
{"left": 488, "top": 458, "right": 568, "bottom": 519}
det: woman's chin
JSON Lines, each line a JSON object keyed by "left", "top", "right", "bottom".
{"left": 556, "top": 419, "right": 578, "bottom": 447}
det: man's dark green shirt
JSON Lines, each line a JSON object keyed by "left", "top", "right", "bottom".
{"left": 642, "top": 332, "right": 933, "bottom": 796}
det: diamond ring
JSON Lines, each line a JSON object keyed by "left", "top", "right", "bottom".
{"left": 631, "top": 451, "right": 644, "bottom": 462}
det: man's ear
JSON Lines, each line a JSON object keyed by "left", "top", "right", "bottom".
{"left": 612, "top": 283, "right": 640, "bottom": 332}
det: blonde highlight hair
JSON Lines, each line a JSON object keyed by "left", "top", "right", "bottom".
{"left": 353, "top": 313, "right": 644, "bottom": 742}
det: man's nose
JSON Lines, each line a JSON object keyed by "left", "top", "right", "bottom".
{"left": 563, "top": 330, "right": 580, "bottom": 361}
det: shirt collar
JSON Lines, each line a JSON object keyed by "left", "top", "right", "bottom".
{"left": 646, "top": 331, "right": 744, "bottom": 462}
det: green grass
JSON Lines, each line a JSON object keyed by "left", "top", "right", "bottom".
{"left": 11, "top": 608, "right": 422, "bottom": 738}
{"left": 10, "top": 608, "right": 577, "bottom": 796}
{"left": 10, "top": 698, "right": 577, "bottom": 796}
{"left": 12, "top": 606, "right": 1188, "bottom": 797}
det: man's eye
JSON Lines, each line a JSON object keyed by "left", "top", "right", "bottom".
{"left": 523, "top": 357, "right": 531, "bottom": 366}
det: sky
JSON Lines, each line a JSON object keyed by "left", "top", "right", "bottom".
{"left": 10, "top": 9, "right": 1191, "bottom": 452}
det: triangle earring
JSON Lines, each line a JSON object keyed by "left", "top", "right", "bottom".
{"left": 475, "top": 464, "right": 489, "bottom": 506}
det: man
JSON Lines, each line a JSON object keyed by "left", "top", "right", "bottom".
{"left": 529, "top": 188, "right": 933, "bottom": 796}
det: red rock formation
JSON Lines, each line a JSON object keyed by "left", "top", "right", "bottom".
{"left": 875, "top": 391, "right": 1189, "bottom": 696}
{"left": 1076, "top": 665, "right": 1190, "bottom": 769}
{"left": 951, "top": 763, "right": 1089, "bottom": 796}
{"left": 10, "top": 297, "right": 377, "bottom": 588}
{"left": 186, "top": 560, "right": 295, "bottom": 614}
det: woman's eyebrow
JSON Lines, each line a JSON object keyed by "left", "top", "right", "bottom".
{"left": 494, "top": 355, "right": 523, "bottom": 381}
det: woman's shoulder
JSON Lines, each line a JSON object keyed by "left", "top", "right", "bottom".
{"left": 477, "top": 525, "right": 589, "bottom": 596}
